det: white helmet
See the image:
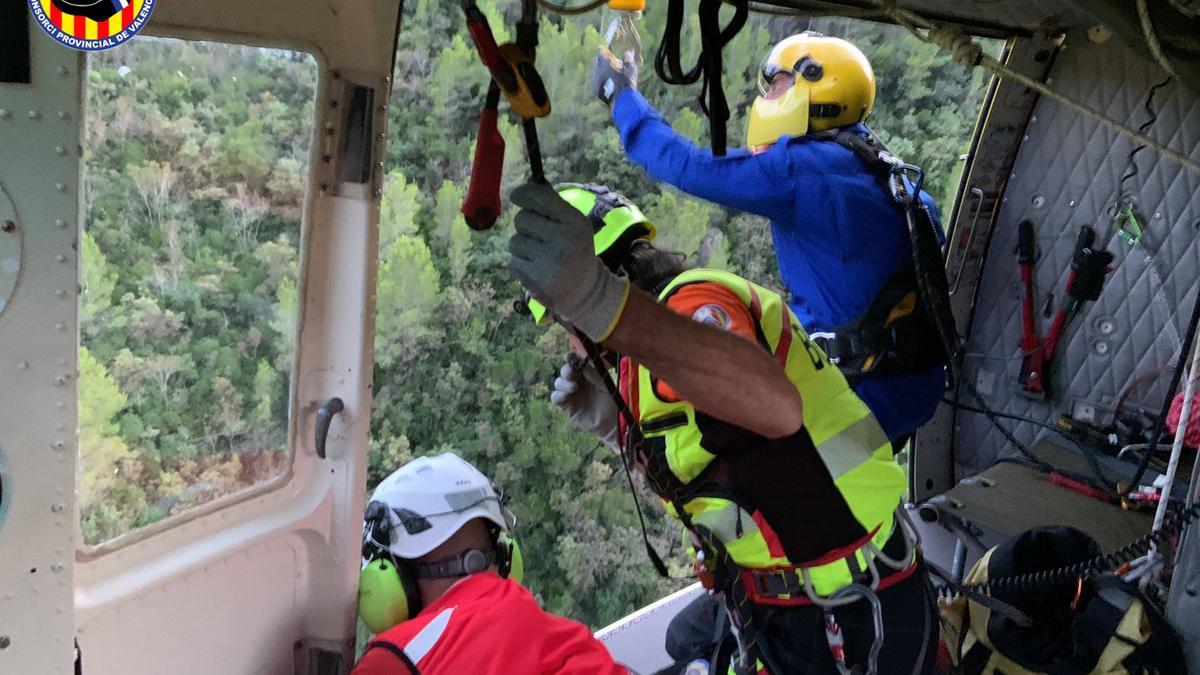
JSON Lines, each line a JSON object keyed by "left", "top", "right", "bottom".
{"left": 365, "top": 453, "right": 507, "bottom": 560}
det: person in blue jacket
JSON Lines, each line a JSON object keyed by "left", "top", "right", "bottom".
{"left": 592, "top": 31, "right": 947, "bottom": 444}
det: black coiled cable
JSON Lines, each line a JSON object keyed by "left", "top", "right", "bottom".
{"left": 958, "top": 497, "right": 1200, "bottom": 597}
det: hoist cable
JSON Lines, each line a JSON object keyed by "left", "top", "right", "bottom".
{"left": 537, "top": 0, "right": 607, "bottom": 15}
{"left": 871, "top": 1, "right": 1200, "bottom": 177}
{"left": 574, "top": 331, "right": 672, "bottom": 578}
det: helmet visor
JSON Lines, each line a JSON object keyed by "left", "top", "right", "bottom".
{"left": 758, "top": 63, "right": 796, "bottom": 100}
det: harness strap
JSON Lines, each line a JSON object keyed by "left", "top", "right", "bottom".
{"left": 809, "top": 129, "right": 960, "bottom": 385}
{"left": 740, "top": 512, "right": 918, "bottom": 607}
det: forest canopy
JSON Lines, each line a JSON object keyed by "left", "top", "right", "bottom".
{"left": 80, "top": 3, "right": 993, "bottom": 628}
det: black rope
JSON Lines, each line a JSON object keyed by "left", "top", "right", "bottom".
{"left": 945, "top": 397, "right": 1117, "bottom": 493}
{"left": 1118, "top": 77, "right": 1172, "bottom": 198}
{"left": 954, "top": 376, "right": 1116, "bottom": 494}
{"left": 655, "top": 0, "right": 703, "bottom": 85}
{"left": 573, "top": 329, "right": 671, "bottom": 577}
{"left": 654, "top": 0, "right": 748, "bottom": 155}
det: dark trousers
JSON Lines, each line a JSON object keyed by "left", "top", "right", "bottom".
{"left": 665, "top": 567, "right": 938, "bottom": 675}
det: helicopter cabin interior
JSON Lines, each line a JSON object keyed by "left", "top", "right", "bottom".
{"left": 1, "top": 0, "right": 1199, "bottom": 673}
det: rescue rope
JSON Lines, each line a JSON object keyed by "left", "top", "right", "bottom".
{"left": 873, "top": 1, "right": 1200, "bottom": 178}
{"left": 1168, "top": 0, "right": 1200, "bottom": 18}
{"left": 1136, "top": 0, "right": 1180, "bottom": 82}
{"left": 653, "top": 0, "right": 749, "bottom": 155}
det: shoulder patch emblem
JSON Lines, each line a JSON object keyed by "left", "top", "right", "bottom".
{"left": 691, "top": 304, "right": 732, "bottom": 330}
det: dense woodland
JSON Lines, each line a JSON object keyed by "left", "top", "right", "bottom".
{"left": 80, "top": 1, "right": 992, "bottom": 628}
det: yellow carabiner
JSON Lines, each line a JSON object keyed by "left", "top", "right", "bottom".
{"left": 496, "top": 44, "right": 551, "bottom": 120}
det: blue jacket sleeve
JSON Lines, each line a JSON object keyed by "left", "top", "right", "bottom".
{"left": 612, "top": 89, "right": 794, "bottom": 222}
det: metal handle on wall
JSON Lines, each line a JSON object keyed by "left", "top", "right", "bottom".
{"left": 314, "top": 397, "right": 344, "bottom": 460}
{"left": 950, "top": 187, "right": 985, "bottom": 294}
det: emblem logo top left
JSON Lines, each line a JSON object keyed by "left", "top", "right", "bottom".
{"left": 28, "top": 0, "right": 155, "bottom": 52}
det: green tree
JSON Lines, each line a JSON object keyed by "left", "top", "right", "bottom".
{"left": 79, "top": 347, "right": 131, "bottom": 507}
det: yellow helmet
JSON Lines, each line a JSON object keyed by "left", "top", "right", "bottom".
{"left": 745, "top": 33, "right": 876, "bottom": 148}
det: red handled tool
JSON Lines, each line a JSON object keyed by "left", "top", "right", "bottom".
{"left": 463, "top": 84, "right": 504, "bottom": 230}
{"left": 459, "top": 0, "right": 550, "bottom": 230}
{"left": 1018, "top": 223, "right": 1114, "bottom": 398}
{"left": 1017, "top": 220, "right": 1045, "bottom": 396}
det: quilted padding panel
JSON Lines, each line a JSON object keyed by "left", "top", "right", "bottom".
{"left": 955, "top": 36, "right": 1200, "bottom": 473}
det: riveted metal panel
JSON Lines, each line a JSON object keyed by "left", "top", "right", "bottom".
{"left": 955, "top": 36, "right": 1200, "bottom": 474}
{"left": 0, "top": 17, "right": 84, "bottom": 675}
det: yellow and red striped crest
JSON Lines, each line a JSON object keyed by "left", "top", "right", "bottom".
{"left": 30, "top": 0, "right": 155, "bottom": 52}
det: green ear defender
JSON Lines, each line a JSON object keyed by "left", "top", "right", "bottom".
{"left": 498, "top": 532, "right": 524, "bottom": 585}
{"left": 358, "top": 558, "right": 418, "bottom": 634}
{"left": 357, "top": 532, "right": 524, "bottom": 635}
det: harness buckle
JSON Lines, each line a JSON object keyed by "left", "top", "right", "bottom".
{"left": 810, "top": 332, "right": 840, "bottom": 365}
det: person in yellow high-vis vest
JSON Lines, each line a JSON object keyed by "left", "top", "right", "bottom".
{"left": 508, "top": 182, "right": 937, "bottom": 674}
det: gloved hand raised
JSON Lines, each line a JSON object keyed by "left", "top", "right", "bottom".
{"left": 591, "top": 48, "right": 638, "bottom": 107}
{"left": 552, "top": 358, "right": 620, "bottom": 452}
{"left": 507, "top": 182, "right": 630, "bottom": 341}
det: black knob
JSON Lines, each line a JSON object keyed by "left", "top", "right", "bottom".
{"left": 314, "top": 398, "right": 344, "bottom": 459}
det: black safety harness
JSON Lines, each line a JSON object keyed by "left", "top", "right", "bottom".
{"left": 809, "top": 130, "right": 961, "bottom": 388}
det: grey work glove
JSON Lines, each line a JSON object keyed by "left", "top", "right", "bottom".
{"left": 508, "top": 182, "right": 630, "bottom": 341}
{"left": 591, "top": 48, "right": 638, "bottom": 108}
{"left": 551, "top": 359, "right": 620, "bottom": 452}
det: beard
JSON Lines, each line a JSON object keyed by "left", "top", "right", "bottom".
{"left": 51, "top": 0, "right": 126, "bottom": 23}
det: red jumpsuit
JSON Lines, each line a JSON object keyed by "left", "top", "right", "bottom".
{"left": 352, "top": 572, "right": 629, "bottom": 674}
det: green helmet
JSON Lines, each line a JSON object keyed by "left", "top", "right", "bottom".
{"left": 528, "top": 183, "right": 656, "bottom": 325}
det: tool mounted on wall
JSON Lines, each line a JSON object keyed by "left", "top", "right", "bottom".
{"left": 1017, "top": 222, "right": 1114, "bottom": 399}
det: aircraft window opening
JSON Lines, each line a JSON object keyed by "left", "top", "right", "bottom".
{"left": 78, "top": 37, "right": 318, "bottom": 547}
{"left": 363, "top": 1, "right": 1000, "bottom": 637}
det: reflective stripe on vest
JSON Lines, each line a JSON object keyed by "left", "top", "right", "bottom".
{"left": 405, "top": 606, "right": 455, "bottom": 665}
{"left": 639, "top": 269, "right": 906, "bottom": 593}
{"left": 816, "top": 415, "right": 891, "bottom": 480}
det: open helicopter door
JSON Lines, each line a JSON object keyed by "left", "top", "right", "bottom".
{"left": 0, "top": 1, "right": 400, "bottom": 673}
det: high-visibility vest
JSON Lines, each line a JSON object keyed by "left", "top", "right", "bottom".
{"left": 620, "top": 268, "right": 907, "bottom": 596}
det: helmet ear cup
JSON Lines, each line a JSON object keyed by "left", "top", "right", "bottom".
{"left": 358, "top": 558, "right": 422, "bottom": 634}
{"left": 496, "top": 532, "right": 524, "bottom": 585}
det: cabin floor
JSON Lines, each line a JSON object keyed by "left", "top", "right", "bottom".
{"left": 914, "top": 440, "right": 1161, "bottom": 580}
